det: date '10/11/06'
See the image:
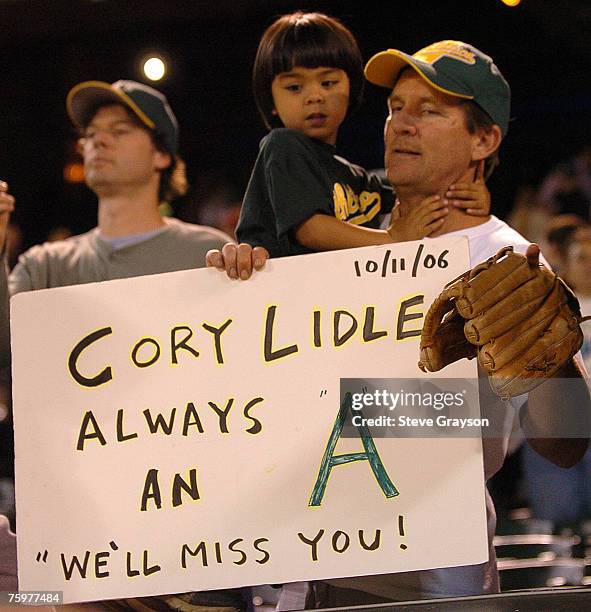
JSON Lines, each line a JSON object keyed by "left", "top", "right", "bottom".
{"left": 354, "top": 244, "right": 450, "bottom": 279}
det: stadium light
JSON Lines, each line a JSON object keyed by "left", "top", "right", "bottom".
{"left": 142, "top": 56, "right": 166, "bottom": 82}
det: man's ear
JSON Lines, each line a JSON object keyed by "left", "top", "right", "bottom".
{"left": 471, "top": 125, "right": 502, "bottom": 161}
{"left": 154, "top": 150, "right": 172, "bottom": 171}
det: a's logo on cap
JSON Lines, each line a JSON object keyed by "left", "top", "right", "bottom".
{"left": 414, "top": 41, "right": 476, "bottom": 66}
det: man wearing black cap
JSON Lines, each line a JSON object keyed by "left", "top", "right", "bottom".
{"left": 0, "top": 82, "right": 248, "bottom": 610}
{"left": 209, "top": 40, "right": 590, "bottom": 607}
{"left": 1, "top": 80, "right": 229, "bottom": 360}
{"left": 67, "top": 79, "right": 184, "bottom": 210}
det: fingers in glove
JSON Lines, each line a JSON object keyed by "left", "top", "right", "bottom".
{"left": 479, "top": 309, "right": 558, "bottom": 372}
{"left": 465, "top": 279, "right": 561, "bottom": 345}
{"left": 486, "top": 314, "right": 583, "bottom": 398}
{"left": 419, "top": 308, "right": 476, "bottom": 372}
{"left": 455, "top": 252, "right": 554, "bottom": 317}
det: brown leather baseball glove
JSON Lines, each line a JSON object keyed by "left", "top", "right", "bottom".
{"left": 418, "top": 245, "right": 587, "bottom": 398}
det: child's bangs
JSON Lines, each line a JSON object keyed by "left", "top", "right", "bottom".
{"left": 272, "top": 28, "right": 351, "bottom": 75}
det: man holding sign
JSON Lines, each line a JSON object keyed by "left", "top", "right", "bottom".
{"left": 0, "top": 83, "right": 248, "bottom": 610}
{"left": 209, "top": 41, "right": 591, "bottom": 606}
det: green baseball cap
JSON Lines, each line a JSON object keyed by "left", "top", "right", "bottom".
{"left": 67, "top": 80, "right": 179, "bottom": 154}
{"left": 365, "top": 40, "right": 511, "bottom": 137}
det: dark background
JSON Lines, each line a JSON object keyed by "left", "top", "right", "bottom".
{"left": 1, "top": 0, "right": 590, "bottom": 248}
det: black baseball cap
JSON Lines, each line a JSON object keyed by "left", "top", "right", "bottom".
{"left": 365, "top": 40, "right": 511, "bottom": 137}
{"left": 66, "top": 80, "right": 179, "bottom": 154}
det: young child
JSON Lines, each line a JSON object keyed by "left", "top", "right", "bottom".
{"left": 236, "top": 11, "right": 490, "bottom": 258}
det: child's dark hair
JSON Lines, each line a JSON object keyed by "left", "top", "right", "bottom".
{"left": 253, "top": 12, "right": 364, "bottom": 130}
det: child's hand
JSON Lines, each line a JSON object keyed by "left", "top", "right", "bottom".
{"left": 444, "top": 160, "right": 490, "bottom": 217}
{"left": 206, "top": 243, "right": 269, "bottom": 279}
{"left": 387, "top": 195, "right": 448, "bottom": 242}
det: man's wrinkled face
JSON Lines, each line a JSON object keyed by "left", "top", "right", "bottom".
{"left": 384, "top": 70, "right": 475, "bottom": 197}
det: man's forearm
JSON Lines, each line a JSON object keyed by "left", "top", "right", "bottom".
{"left": 521, "top": 357, "right": 591, "bottom": 467}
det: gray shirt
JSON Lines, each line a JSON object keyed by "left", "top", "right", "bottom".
{"left": 1, "top": 217, "right": 230, "bottom": 367}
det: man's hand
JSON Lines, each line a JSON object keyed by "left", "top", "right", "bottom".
{"left": 205, "top": 243, "right": 269, "bottom": 280}
{"left": 525, "top": 243, "right": 541, "bottom": 268}
{"left": 0, "top": 181, "right": 15, "bottom": 252}
{"left": 387, "top": 195, "right": 448, "bottom": 242}
{"left": 444, "top": 160, "right": 490, "bottom": 217}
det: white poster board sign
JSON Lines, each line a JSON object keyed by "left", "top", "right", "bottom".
{"left": 11, "top": 238, "right": 487, "bottom": 603}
